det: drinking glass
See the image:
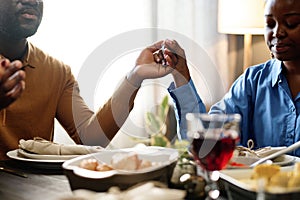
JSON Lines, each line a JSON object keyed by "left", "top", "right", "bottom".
{"left": 186, "top": 113, "right": 241, "bottom": 199}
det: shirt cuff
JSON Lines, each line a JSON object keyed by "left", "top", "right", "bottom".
{"left": 168, "top": 79, "right": 206, "bottom": 139}
{"left": 168, "top": 79, "right": 205, "bottom": 113}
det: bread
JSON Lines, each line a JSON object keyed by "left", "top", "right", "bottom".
{"left": 111, "top": 152, "right": 141, "bottom": 170}
{"left": 269, "top": 171, "right": 291, "bottom": 187}
{"left": 96, "top": 163, "right": 114, "bottom": 171}
{"left": 288, "top": 174, "right": 300, "bottom": 188}
{"left": 293, "top": 162, "right": 300, "bottom": 176}
{"left": 79, "top": 152, "right": 153, "bottom": 172}
{"left": 251, "top": 164, "right": 280, "bottom": 180}
{"left": 79, "top": 159, "right": 99, "bottom": 171}
{"left": 245, "top": 163, "right": 300, "bottom": 191}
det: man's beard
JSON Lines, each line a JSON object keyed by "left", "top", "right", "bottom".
{"left": 0, "top": 15, "right": 41, "bottom": 40}
{"left": 9, "top": 26, "right": 39, "bottom": 40}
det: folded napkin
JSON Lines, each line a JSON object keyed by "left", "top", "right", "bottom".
{"left": 19, "top": 137, "right": 102, "bottom": 155}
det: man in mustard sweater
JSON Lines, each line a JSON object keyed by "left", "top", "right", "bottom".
{"left": 0, "top": 0, "right": 179, "bottom": 159}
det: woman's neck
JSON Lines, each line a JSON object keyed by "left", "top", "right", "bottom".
{"left": 283, "top": 60, "right": 300, "bottom": 99}
{"left": 283, "top": 60, "right": 300, "bottom": 75}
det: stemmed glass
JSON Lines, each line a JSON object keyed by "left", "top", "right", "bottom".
{"left": 186, "top": 113, "right": 241, "bottom": 199}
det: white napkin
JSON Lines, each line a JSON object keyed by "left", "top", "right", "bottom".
{"left": 58, "top": 182, "right": 186, "bottom": 200}
{"left": 19, "top": 137, "right": 102, "bottom": 155}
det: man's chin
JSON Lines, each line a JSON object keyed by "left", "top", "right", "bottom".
{"left": 10, "top": 28, "right": 39, "bottom": 40}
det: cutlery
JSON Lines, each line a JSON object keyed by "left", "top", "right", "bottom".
{"left": 0, "top": 167, "right": 28, "bottom": 178}
{"left": 249, "top": 140, "right": 300, "bottom": 168}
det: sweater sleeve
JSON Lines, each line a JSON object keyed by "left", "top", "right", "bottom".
{"left": 57, "top": 73, "right": 138, "bottom": 146}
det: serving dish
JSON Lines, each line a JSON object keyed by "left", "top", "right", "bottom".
{"left": 220, "top": 165, "right": 300, "bottom": 200}
{"left": 62, "top": 146, "right": 178, "bottom": 192}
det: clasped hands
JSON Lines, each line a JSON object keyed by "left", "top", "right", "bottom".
{"left": 127, "top": 39, "right": 190, "bottom": 88}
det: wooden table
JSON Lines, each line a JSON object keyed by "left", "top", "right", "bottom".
{"left": 0, "top": 159, "right": 229, "bottom": 200}
{"left": 0, "top": 160, "right": 72, "bottom": 200}
{"left": 2, "top": 155, "right": 298, "bottom": 200}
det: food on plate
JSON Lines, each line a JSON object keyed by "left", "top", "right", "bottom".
{"left": 79, "top": 159, "right": 99, "bottom": 171}
{"left": 111, "top": 152, "right": 152, "bottom": 170}
{"left": 293, "top": 162, "right": 300, "bottom": 176}
{"left": 78, "top": 152, "right": 153, "bottom": 172}
{"left": 269, "top": 171, "right": 291, "bottom": 187}
{"left": 288, "top": 174, "right": 300, "bottom": 188}
{"left": 288, "top": 162, "right": 300, "bottom": 188}
{"left": 251, "top": 163, "right": 280, "bottom": 180}
{"left": 139, "top": 159, "right": 152, "bottom": 169}
{"left": 96, "top": 163, "right": 114, "bottom": 171}
{"left": 111, "top": 152, "right": 150, "bottom": 170}
{"left": 240, "top": 163, "right": 300, "bottom": 192}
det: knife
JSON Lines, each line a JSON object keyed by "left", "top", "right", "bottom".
{"left": 0, "top": 167, "right": 28, "bottom": 178}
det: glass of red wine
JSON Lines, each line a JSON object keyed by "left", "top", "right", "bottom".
{"left": 186, "top": 113, "right": 241, "bottom": 199}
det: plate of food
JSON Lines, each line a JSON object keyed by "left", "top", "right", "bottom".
{"left": 227, "top": 145, "right": 296, "bottom": 168}
{"left": 62, "top": 146, "right": 179, "bottom": 192}
{"left": 220, "top": 163, "right": 300, "bottom": 200}
{"left": 227, "top": 154, "right": 296, "bottom": 168}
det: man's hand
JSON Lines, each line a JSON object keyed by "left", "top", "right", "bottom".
{"left": 0, "top": 59, "right": 26, "bottom": 110}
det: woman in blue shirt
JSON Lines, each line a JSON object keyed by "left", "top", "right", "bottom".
{"left": 160, "top": 0, "right": 300, "bottom": 156}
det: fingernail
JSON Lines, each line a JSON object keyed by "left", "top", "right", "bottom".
{"left": 13, "top": 62, "right": 22, "bottom": 69}
{"left": 167, "top": 41, "right": 174, "bottom": 46}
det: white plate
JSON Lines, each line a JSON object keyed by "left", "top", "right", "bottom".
{"left": 272, "top": 154, "right": 296, "bottom": 166}
{"left": 220, "top": 165, "right": 300, "bottom": 199}
{"left": 7, "top": 149, "right": 78, "bottom": 163}
{"left": 228, "top": 154, "right": 296, "bottom": 168}
{"left": 17, "top": 149, "right": 79, "bottom": 160}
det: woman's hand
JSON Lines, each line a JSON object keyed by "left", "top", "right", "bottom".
{"left": 163, "top": 39, "right": 191, "bottom": 87}
{"left": 0, "top": 58, "right": 26, "bottom": 110}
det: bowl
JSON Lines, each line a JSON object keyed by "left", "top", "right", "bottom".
{"left": 62, "top": 146, "right": 178, "bottom": 192}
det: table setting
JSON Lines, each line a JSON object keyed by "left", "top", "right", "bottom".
{"left": 1, "top": 112, "right": 300, "bottom": 200}
{"left": 184, "top": 113, "right": 300, "bottom": 200}
{"left": 5, "top": 137, "right": 103, "bottom": 170}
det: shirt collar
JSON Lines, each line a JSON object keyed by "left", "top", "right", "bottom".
{"left": 0, "top": 42, "right": 36, "bottom": 70}
{"left": 271, "top": 59, "right": 283, "bottom": 87}
{"left": 22, "top": 42, "right": 36, "bottom": 69}
{"left": 23, "top": 42, "right": 30, "bottom": 64}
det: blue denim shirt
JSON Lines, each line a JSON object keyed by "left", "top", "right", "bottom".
{"left": 168, "top": 59, "right": 300, "bottom": 156}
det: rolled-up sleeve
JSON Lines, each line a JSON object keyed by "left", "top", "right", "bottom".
{"left": 168, "top": 79, "right": 206, "bottom": 139}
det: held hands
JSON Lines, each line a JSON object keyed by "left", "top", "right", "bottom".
{"left": 127, "top": 39, "right": 190, "bottom": 87}
{"left": 0, "top": 59, "right": 26, "bottom": 110}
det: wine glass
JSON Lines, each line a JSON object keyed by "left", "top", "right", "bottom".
{"left": 186, "top": 113, "right": 241, "bottom": 199}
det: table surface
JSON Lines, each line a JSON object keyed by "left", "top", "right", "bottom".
{"left": 0, "top": 160, "right": 72, "bottom": 200}
{"left": 0, "top": 159, "right": 211, "bottom": 200}
{"left": 4, "top": 156, "right": 299, "bottom": 200}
